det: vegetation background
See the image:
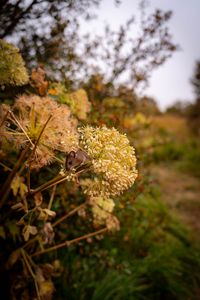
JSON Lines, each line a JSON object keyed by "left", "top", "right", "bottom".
{"left": 0, "top": 1, "right": 200, "bottom": 299}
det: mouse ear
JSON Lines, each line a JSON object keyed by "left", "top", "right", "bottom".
{"left": 68, "top": 151, "right": 76, "bottom": 158}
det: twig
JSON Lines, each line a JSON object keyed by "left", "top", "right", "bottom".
{"left": 43, "top": 184, "right": 57, "bottom": 222}
{"left": 23, "top": 202, "right": 84, "bottom": 250}
{"left": 21, "top": 249, "right": 41, "bottom": 300}
{"left": 0, "top": 162, "right": 12, "bottom": 172}
{"left": 48, "top": 184, "right": 57, "bottom": 210}
{"left": 52, "top": 203, "right": 86, "bottom": 227}
{"left": 27, "top": 167, "right": 31, "bottom": 194}
{"left": 31, "top": 227, "right": 107, "bottom": 257}
{"left": 29, "top": 174, "right": 65, "bottom": 196}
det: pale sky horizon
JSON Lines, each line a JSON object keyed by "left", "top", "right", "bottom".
{"left": 82, "top": 0, "right": 200, "bottom": 110}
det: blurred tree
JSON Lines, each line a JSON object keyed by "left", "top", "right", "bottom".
{"left": 187, "top": 61, "right": 200, "bottom": 136}
{"left": 0, "top": 0, "right": 102, "bottom": 39}
{"left": 191, "top": 60, "right": 200, "bottom": 98}
{"left": 166, "top": 100, "right": 189, "bottom": 116}
{"left": 136, "top": 95, "right": 160, "bottom": 115}
{"left": 1, "top": 0, "right": 177, "bottom": 90}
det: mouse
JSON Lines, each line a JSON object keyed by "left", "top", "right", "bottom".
{"left": 65, "top": 149, "right": 90, "bottom": 171}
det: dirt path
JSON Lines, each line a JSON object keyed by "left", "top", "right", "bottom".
{"left": 151, "top": 164, "right": 200, "bottom": 235}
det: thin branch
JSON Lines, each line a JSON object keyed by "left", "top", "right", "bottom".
{"left": 48, "top": 184, "right": 57, "bottom": 210}
{"left": 27, "top": 167, "right": 31, "bottom": 194}
{"left": 0, "top": 0, "right": 39, "bottom": 38}
{"left": 0, "top": 162, "right": 12, "bottom": 172}
{"left": 21, "top": 249, "right": 41, "bottom": 300}
{"left": 31, "top": 227, "right": 107, "bottom": 257}
{"left": 29, "top": 174, "right": 65, "bottom": 196}
{"left": 52, "top": 203, "right": 86, "bottom": 227}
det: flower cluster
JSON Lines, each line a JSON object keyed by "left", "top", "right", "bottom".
{"left": 9, "top": 95, "right": 79, "bottom": 169}
{"left": 79, "top": 126, "right": 138, "bottom": 196}
{"left": 0, "top": 39, "right": 29, "bottom": 88}
{"left": 78, "top": 126, "right": 138, "bottom": 230}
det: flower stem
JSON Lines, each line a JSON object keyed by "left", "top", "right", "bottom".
{"left": 21, "top": 249, "right": 41, "bottom": 300}
{"left": 52, "top": 203, "right": 85, "bottom": 227}
{"left": 31, "top": 227, "right": 107, "bottom": 257}
{"left": 29, "top": 175, "right": 66, "bottom": 196}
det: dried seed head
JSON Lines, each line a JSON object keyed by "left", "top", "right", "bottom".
{"left": 9, "top": 95, "right": 79, "bottom": 169}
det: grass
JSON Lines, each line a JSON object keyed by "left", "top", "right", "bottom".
{"left": 54, "top": 183, "right": 200, "bottom": 300}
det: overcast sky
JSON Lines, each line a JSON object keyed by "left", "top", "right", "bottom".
{"left": 82, "top": 0, "right": 200, "bottom": 110}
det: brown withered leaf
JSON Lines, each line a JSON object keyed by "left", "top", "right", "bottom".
{"left": 30, "top": 66, "right": 48, "bottom": 96}
{"left": 41, "top": 222, "right": 55, "bottom": 245}
{"left": 37, "top": 207, "right": 56, "bottom": 221}
{"left": 43, "top": 209, "right": 56, "bottom": 218}
{"left": 11, "top": 202, "right": 25, "bottom": 212}
{"left": 34, "top": 192, "right": 43, "bottom": 207}
{"left": 22, "top": 225, "right": 38, "bottom": 241}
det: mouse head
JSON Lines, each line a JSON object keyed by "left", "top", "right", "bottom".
{"left": 65, "top": 151, "right": 76, "bottom": 171}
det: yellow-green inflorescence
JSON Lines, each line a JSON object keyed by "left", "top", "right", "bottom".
{"left": 48, "top": 83, "right": 91, "bottom": 120}
{"left": 78, "top": 126, "right": 138, "bottom": 230}
{"left": 0, "top": 39, "right": 29, "bottom": 88}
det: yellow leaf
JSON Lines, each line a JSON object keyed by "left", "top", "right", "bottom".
{"left": 23, "top": 225, "right": 37, "bottom": 241}
{"left": 43, "top": 209, "right": 56, "bottom": 218}
{"left": 11, "top": 175, "right": 28, "bottom": 198}
{"left": 11, "top": 175, "right": 21, "bottom": 196}
{"left": 39, "top": 281, "right": 54, "bottom": 297}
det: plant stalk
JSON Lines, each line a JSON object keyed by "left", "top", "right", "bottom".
{"left": 31, "top": 227, "right": 107, "bottom": 257}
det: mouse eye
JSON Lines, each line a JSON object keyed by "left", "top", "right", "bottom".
{"left": 68, "top": 161, "right": 72, "bottom": 165}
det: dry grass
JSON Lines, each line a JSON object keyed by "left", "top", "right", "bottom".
{"left": 151, "top": 164, "right": 200, "bottom": 235}
{"left": 151, "top": 114, "right": 189, "bottom": 141}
